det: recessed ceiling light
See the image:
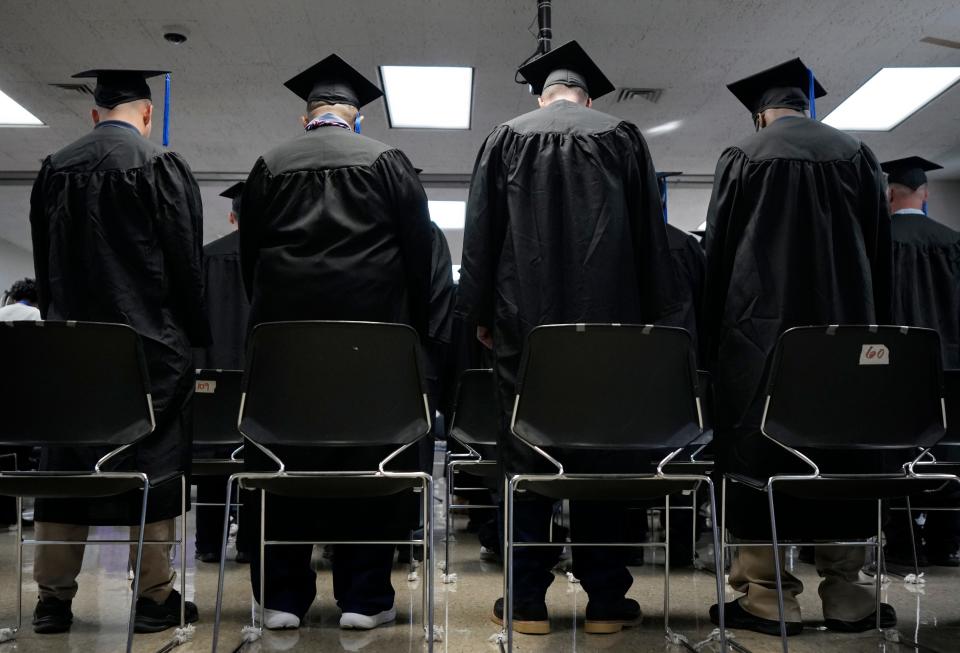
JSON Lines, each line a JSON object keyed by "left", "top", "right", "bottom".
{"left": 646, "top": 120, "right": 682, "bottom": 136}
{"left": 823, "top": 67, "right": 960, "bottom": 131}
{"left": 380, "top": 66, "right": 473, "bottom": 129}
{"left": 428, "top": 200, "right": 466, "bottom": 229}
{"left": 0, "top": 88, "right": 43, "bottom": 126}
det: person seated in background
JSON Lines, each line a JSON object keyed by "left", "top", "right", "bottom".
{"left": 0, "top": 278, "right": 41, "bottom": 321}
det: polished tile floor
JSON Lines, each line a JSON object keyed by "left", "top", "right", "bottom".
{"left": 0, "top": 476, "right": 958, "bottom": 651}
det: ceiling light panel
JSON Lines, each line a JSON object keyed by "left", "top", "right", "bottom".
{"left": 0, "top": 88, "right": 43, "bottom": 126}
{"left": 380, "top": 66, "right": 473, "bottom": 129}
{"left": 428, "top": 200, "right": 466, "bottom": 229}
{"left": 822, "top": 67, "right": 960, "bottom": 131}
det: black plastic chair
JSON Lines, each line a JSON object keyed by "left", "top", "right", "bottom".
{"left": 0, "top": 321, "right": 179, "bottom": 653}
{"left": 442, "top": 368, "right": 499, "bottom": 581}
{"left": 721, "top": 325, "right": 952, "bottom": 652}
{"left": 500, "top": 324, "right": 726, "bottom": 652}
{"left": 211, "top": 321, "right": 435, "bottom": 651}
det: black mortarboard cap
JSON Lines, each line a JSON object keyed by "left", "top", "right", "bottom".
{"left": 283, "top": 54, "right": 383, "bottom": 108}
{"left": 219, "top": 182, "right": 245, "bottom": 200}
{"left": 517, "top": 40, "right": 615, "bottom": 100}
{"left": 726, "top": 58, "right": 826, "bottom": 115}
{"left": 881, "top": 156, "right": 942, "bottom": 190}
{"left": 72, "top": 69, "right": 168, "bottom": 110}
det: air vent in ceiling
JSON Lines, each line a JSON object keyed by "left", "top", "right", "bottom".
{"left": 920, "top": 36, "right": 960, "bottom": 50}
{"left": 48, "top": 83, "right": 94, "bottom": 95}
{"left": 615, "top": 87, "right": 662, "bottom": 104}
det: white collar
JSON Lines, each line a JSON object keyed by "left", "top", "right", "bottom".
{"left": 893, "top": 208, "right": 926, "bottom": 216}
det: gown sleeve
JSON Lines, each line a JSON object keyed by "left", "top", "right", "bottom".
{"left": 376, "top": 148, "right": 433, "bottom": 340}
{"left": 153, "top": 152, "right": 211, "bottom": 345}
{"left": 702, "top": 147, "right": 749, "bottom": 364}
{"left": 239, "top": 157, "right": 271, "bottom": 302}
{"left": 29, "top": 160, "right": 52, "bottom": 316}
{"left": 457, "top": 125, "right": 510, "bottom": 327}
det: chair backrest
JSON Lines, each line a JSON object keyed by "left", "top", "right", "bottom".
{"left": 939, "top": 368, "right": 960, "bottom": 446}
{"left": 449, "top": 369, "right": 499, "bottom": 448}
{"left": 239, "top": 321, "right": 430, "bottom": 447}
{"left": 193, "top": 369, "right": 244, "bottom": 447}
{"left": 763, "top": 326, "right": 945, "bottom": 450}
{"left": 0, "top": 321, "right": 153, "bottom": 447}
{"left": 512, "top": 324, "right": 702, "bottom": 450}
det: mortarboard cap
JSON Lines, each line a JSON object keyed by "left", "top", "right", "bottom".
{"left": 73, "top": 69, "right": 168, "bottom": 110}
{"left": 881, "top": 156, "right": 942, "bottom": 190}
{"left": 726, "top": 58, "right": 825, "bottom": 116}
{"left": 219, "top": 182, "right": 245, "bottom": 200}
{"left": 283, "top": 54, "right": 383, "bottom": 108}
{"left": 517, "top": 40, "right": 615, "bottom": 100}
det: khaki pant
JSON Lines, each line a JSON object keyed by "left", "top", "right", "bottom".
{"left": 33, "top": 520, "right": 176, "bottom": 604}
{"left": 730, "top": 545, "right": 877, "bottom": 622}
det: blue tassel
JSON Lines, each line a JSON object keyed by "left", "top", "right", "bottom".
{"left": 662, "top": 182, "right": 668, "bottom": 223}
{"left": 923, "top": 200, "right": 928, "bottom": 216}
{"left": 162, "top": 73, "right": 171, "bottom": 146}
{"left": 808, "top": 68, "right": 816, "bottom": 120}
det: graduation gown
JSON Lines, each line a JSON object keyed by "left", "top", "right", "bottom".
{"left": 666, "top": 224, "right": 706, "bottom": 360}
{"left": 703, "top": 116, "right": 893, "bottom": 539}
{"left": 239, "top": 124, "right": 432, "bottom": 531}
{"left": 194, "top": 230, "right": 249, "bottom": 370}
{"left": 29, "top": 120, "right": 209, "bottom": 525}
{"left": 890, "top": 212, "right": 960, "bottom": 368}
{"left": 457, "top": 100, "right": 681, "bottom": 476}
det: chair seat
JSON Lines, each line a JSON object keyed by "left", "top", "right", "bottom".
{"left": 192, "top": 459, "right": 244, "bottom": 477}
{"left": 239, "top": 473, "right": 424, "bottom": 498}
{"left": 728, "top": 472, "right": 952, "bottom": 500}
{"left": 515, "top": 475, "right": 700, "bottom": 501}
{"left": 0, "top": 472, "right": 146, "bottom": 499}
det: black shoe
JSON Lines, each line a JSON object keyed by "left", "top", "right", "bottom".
{"left": 33, "top": 597, "right": 73, "bottom": 634}
{"left": 926, "top": 550, "right": 960, "bottom": 567}
{"left": 134, "top": 590, "right": 199, "bottom": 633}
{"left": 710, "top": 599, "right": 802, "bottom": 637}
{"left": 235, "top": 549, "right": 251, "bottom": 564}
{"left": 585, "top": 597, "right": 642, "bottom": 634}
{"left": 824, "top": 603, "right": 896, "bottom": 633}
{"left": 195, "top": 551, "right": 220, "bottom": 563}
{"left": 884, "top": 547, "right": 928, "bottom": 568}
{"left": 492, "top": 597, "right": 550, "bottom": 635}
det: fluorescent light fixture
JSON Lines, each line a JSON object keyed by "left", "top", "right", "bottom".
{"left": 428, "top": 200, "right": 466, "bottom": 229}
{"left": 823, "top": 67, "right": 960, "bottom": 131}
{"left": 645, "top": 120, "right": 682, "bottom": 136}
{"left": 452, "top": 264, "right": 462, "bottom": 283}
{"left": 0, "top": 88, "right": 43, "bottom": 126}
{"left": 380, "top": 66, "right": 473, "bottom": 129}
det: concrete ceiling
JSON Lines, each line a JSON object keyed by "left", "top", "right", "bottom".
{"left": 1, "top": 0, "right": 960, "bottom": 253}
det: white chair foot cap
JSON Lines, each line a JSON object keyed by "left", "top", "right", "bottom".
{"left": 407, "top": 570, "right": 419, "bottom": 582}
{"left": 424, "top": 624, "right": 443, "bottom": 641}
{"left": 441, "top": 573, "right": 457, "bottom": 583}
{"left": 340, "top": 607, "right": 396, "bottom": 630}
{"left": 172, "top": 623, "right": 195, "bottom": 644}
{"left": 240, "top": 624, "right": 262, "bottom": 642}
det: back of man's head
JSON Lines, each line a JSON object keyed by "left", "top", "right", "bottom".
{"left": 888, "top": 181, "right": 927, "bottom": 213}
{"left": 4, "top": 278, "right": 38, "bottom": 307}
{"left": 539, "top": 84, "right": 590, "bottom": 108}
{"left": 92, "top": 98, "right": 154, "bottom": 137}
{"left": 305, "top": 100, "right": 358, "bottom": 125}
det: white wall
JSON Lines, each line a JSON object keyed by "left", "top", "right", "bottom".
{"left": 0, "top": 237, "right": 34, "bottom": 296}
{"left": 928, "top": 181, "right": 960, "bottom": 231}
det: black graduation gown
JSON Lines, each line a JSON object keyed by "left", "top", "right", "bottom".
{"left": 194, "top": 230, "right": 249, "bottom": 370}
{"left": 703, "top": 116, "right": 893, "bottom": 539}
{"left": 666, "top": 224, "right": 706, "bottom": 361}
{"left": 457, "top": 100, "right": 681, "bottom": 476}
{"left": 891, "top": 212, "right": 960, "bottom": 368}
{"left": 239, "top": 124, "right": 432, "bottom": 534}
{"left": 29, "top": 121, "right": 209, "bottom": 525}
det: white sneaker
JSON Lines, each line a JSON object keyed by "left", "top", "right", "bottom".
{"left": 254, "top": 603, "right": 301, "bottom": 630}
{"left": 339, "top": 606, "right": 396, "bottom": 630}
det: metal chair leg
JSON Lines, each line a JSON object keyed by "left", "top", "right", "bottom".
{"left": 664, "top": 493, "right": 671, "bottom": 635}
{"left": 721, "top": 476, "right": 728, "bottom": 578}
{"left": 766, "top": 484, "right": 789, "bottom": 653}
{"left": 126, "top": 481, "right": 150, "bottom": 653}
{"left": 504, "top": 475, "right": 516, "bottom": 652}
{"left": 705, "top": 478, "right": 727, "bottom": 650}
{"left": 15, "top": 496, "right": 22, "bottom": 635}
{"left": 259, "top": 489, "right": 266, "bottom": 632}
{"left": 905, "top": 496, "right": 921, "bottom": 579}
{"left": 211, "top": 474, "right": 237, "bottom": 653}
{"left": 875, "top": 499, "right": 883, "bottom": 631}
{"left": 180, "top": 474, "right": 187, "bottom": 627}
{"left": 425, "top": 475, "right": 435, "bottom": 651}
{"left": 444, "top": 453, "right": 453, "bottom": 576}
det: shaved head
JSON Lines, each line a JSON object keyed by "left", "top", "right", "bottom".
{"left": 538, "top": 83, "right": 590, "bottom": 108}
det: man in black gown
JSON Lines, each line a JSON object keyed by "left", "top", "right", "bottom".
{"left": 29, "top": 69, "right": 207, "bottom": 634}
{"left": 881, "top": 156, "right": 960, "bottom": 568}
{"left": 193, "top": 182, "right": 251, "bottom": 564}
{"left": 458, "top": 41, "right": 680, "bottom": 635}
{"left": 703, "top": 58, "right": 895, "bottom": 636}
{"left": 239, "top": 54, "right": 432, "bottom": 631}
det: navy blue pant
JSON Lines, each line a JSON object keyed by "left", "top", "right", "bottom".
{"left": 506, "top": 496, "right": 633, "bottom": 604}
